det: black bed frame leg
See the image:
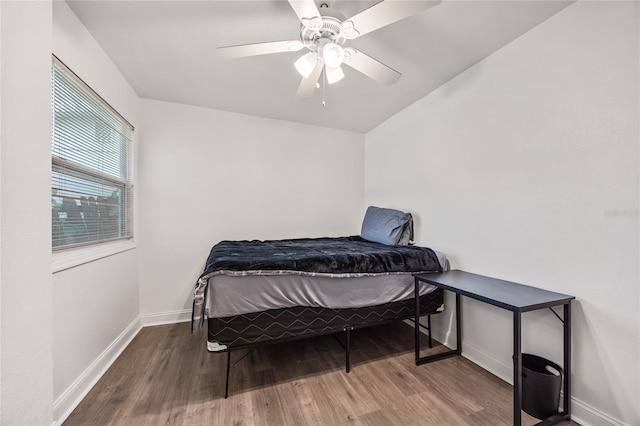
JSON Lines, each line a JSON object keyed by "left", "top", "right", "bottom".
{"left": 224, "top": 350, "right": 231, "bottom": 399}
{"left": 428, "top": 315, "right": 433, "bottom": 348}
{"left": 345, "top": 327, "right": 351, "bottom": 373}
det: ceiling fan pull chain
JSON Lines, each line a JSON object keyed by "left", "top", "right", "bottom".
{"left": 322, "top": 69, "right": 326, "bottom": 107}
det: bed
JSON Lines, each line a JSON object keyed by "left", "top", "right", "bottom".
{"left": 191, "top": 207, "right": 448, "bottom": 397}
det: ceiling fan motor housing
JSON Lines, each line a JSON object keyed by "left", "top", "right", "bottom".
{"left": 300, "top": 6, "right": 347, "bottom": 51}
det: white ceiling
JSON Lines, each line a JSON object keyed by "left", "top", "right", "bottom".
{"left": 66, "top": 0, "right": 573, "bottom": 133}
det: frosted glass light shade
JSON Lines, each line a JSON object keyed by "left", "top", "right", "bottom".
{"left": 322, "top": 43, "right": 344, "bottom": 68}
{"left": 326, "top": 65, "right": 344, "bottom": 84}
{"left": 294, "top": 52, "right": 318, "bottom": 79}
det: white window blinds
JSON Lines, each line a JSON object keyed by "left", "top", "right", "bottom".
{"left": 51, "top": 56, "right": 134, "bottom": 250}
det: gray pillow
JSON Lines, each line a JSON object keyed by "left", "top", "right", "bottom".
{"left": 360, "top": 206, "right": 412, "bottom": 245}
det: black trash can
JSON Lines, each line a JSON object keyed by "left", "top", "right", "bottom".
{"left": 521, "top": 353, "right": 563, "bottom": 420}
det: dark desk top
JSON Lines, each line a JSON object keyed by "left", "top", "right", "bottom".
{"left": 414, "top": 270, "right": 575, "bottom": 312}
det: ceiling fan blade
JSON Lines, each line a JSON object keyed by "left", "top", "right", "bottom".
{"left": 343, "top": 48, "right": 401, "bottom": 86}
{"left": 340, "top": 0, "right": 441, "bottom": 39}
{"left": 217, "top": 40, "right": 303, "bottom": 59}
{"left": 296, "top": 63, "right": 323, "bottom": 98}
{"left": 288, "top": 0, "right": 323, "bottom": 30}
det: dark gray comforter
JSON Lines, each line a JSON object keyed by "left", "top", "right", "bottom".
{"left": 202, "top": 236, "right": 441, "bottom": 276}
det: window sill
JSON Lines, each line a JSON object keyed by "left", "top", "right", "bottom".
{"left": 52, "top": 240, "right": 136, "bottom": 273}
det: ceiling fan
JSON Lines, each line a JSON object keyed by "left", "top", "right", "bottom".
{"left": 217, "top": 0, "right": 441, "bottom": 98}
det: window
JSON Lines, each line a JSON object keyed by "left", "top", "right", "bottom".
{"left": 51, "top": 56, "right": 134, "bottom": 250}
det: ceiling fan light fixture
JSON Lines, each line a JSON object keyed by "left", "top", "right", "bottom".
{"left": 322, "top": 43, "right": 344, "bottom": 68}
{"left": 218, "top": 0, "right": 442, "bottom": 98}
{"left": 294, "top": 51, "right": 318, "bottom": 79}
{"left": 325, "top": 65, "right": 344, "bottom": 84}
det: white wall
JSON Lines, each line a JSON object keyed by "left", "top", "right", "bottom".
{"left": 365, "top": 1, "right": 638, "bottom": 425}
{"left": 137, "top": 99, "right": 365, "bottom": 322}
{"left": 0, "top": 1, "right": 54, "bottom": 424}
{"left": 51, "top": 1, "right": 141, "bottom": 422}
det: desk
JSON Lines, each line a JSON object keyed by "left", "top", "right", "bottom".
{"left": 413, "top": 270, "right": 575, "bottom": 426}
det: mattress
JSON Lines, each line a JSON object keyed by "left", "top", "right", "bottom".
{"left": 205, "top": 273, "right": 438, "bottom": 318}
{"left": 192, "top": 236, "right": 447, "bottom": 334}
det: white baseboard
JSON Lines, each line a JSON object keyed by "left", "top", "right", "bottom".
{"left": 570, "top": 396, "right": 634, "bottom": 426}
{"left": 461, "top": 340, "right": 513, "bottom": 385}
{"left": 52, "top": 310, "right": 191, "bottom": 425}
{"left": 414, "top": 320, "right": 631, "bottom": 426}
{"left": 140, "top": 309, "right": 191, "bottom": 327}
{"left": 53, "top": 316, "right": 142, "bottom": 426}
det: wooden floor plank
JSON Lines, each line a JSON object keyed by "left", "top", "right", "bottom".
{"left": 63, "top": 321, "right": 579, "bottom": 426}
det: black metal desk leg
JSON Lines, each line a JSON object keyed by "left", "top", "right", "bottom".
{"left": 564, "top": 302, "right": 571, "bottom": 417}
{"left": 455, "top": 293, "right": 462, "bottom": 354}
{"left": 415, "top": 282, "right": 460, "bottom": 365}
{"left": 414, "top": 277, "right": 420, "bottom": 363}
{"left": 513, "top": 311, "right": 522, "bottom": 426}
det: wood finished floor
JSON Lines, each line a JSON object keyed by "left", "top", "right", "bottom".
{"left": 64, "top": 321, "right": 579, "bottom": 426}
